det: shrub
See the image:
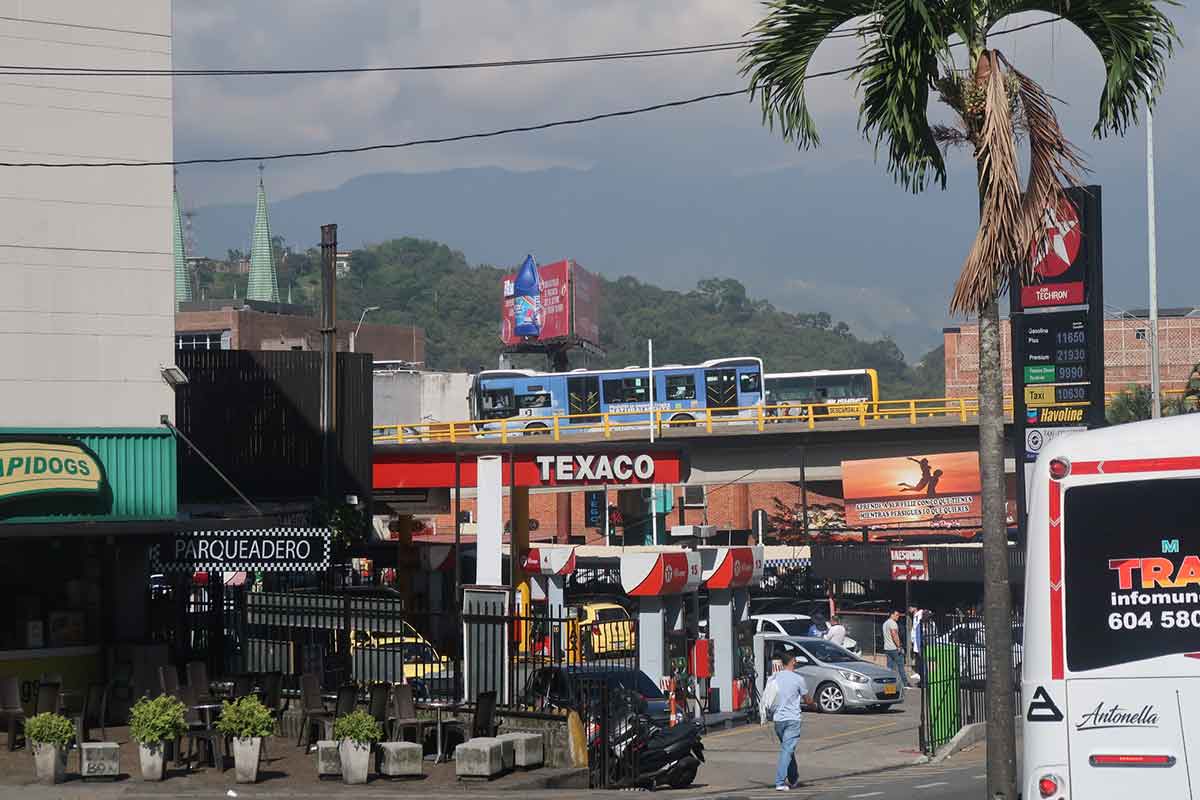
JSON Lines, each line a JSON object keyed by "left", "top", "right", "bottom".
{"left": 129, "top": 694, "right": 188, "bottom": 744}
{"left": 25, "top": 713, "right": 74, "bottom": 748}
{"left": 332, "top": 710, "right": 381, "bottom": 744}
{"left": 215, "top": 695, "right": 275, "bottom": 740}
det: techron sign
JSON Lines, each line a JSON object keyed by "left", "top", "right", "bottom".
{"left": 0, "top": 441, "right": 105, "bottom": 503}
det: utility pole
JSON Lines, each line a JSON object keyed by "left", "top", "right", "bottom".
{"left": 1147, "top": 109, "right": 1162, "bottom": 418}
{"left": 320, "top": 224, "right": 338, "bottom": 503}
{"left": 648, "top": 339, "right": 657, "bottom": 545}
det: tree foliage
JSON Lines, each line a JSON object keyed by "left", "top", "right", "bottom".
{"left": 246, "top": 237, "right": 946, "bottom": 398}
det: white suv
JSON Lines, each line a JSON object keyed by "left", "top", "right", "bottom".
{"left": 750, "top": 614, "right": 861, "bottom": 655}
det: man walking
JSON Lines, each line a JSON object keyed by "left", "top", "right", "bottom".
{"left": 882, "top": 610, "right": 905, "bottom": 688}
{"left": 763, "top": 650, "right": 811, "bottom": 791}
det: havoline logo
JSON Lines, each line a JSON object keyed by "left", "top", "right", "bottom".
{"left": 0, "top": 441, "right": 105, "bottom": 503}
{"left": 1028, "top": 406, "right": 1086, "bottom": 424}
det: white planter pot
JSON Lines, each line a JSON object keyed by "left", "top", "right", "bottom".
{"left": 139, "top": 741, "right": 166, "bottom": 781}
{"left": 339, "top": 739, "right": 371, "bottom": 785}
{"left": 233, "top": 737, "right": 262, "bottom": 784}
{"left": 32, "top": 743, "right": 66, "bottom": 785}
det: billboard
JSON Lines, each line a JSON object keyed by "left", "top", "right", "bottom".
{"left": 841, "top": 451, "right": 984, "bottom": 542}
{"left": 501, "top": 258, "right": 601, "bottom": 347}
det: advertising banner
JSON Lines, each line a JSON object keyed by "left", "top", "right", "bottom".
{"left": 500, "top": 259, "right": 601, "bottom": 347}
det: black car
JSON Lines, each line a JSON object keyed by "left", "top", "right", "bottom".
{"left": 522, "top": 665, "right": 670, "bottom": 724}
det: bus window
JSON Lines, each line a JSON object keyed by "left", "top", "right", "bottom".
{"left": 1063, "top": 477, "right": 1200, "bottom": 672}
{"left": 665, "top": 374, "right": 696, "bottom": 401}
{"left": 739, "top": 372, "right": 762, "bottom": 395}
{"left": 518, "top": 393, "right": 551, "bottom": 409}
{"left": 767, "top": 376, "right": 815, "bottom": 403}
{"left": 603, "top": 377, "right": 649, "bottom": 405}
{"left": 481, "top": 388, "right": 516, "bottom": 417}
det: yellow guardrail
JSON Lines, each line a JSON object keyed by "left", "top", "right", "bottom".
{"left": 372, "top": 389, "right": 1191, "bottom": 445}
{"left": 373, "top": 397, "right": 1017, "bottom": 444}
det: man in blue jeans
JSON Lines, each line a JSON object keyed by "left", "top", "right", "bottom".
{"left": 766, "top": 650, "right": 811, "bottom": 791}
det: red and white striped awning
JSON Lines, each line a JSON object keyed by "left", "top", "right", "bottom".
{"left": 620, "top": 550, "right": 702, "bottom": 596}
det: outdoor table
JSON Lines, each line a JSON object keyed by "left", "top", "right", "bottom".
{"left": 192, "top": 703, "right": 224, "bottom": 768}
{"left": 420, "top": 700, "right": 458, "bottom": 763}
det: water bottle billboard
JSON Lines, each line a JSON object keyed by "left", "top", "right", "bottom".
{"left": 501, "top": 258, "right": 601, "bottom": 347}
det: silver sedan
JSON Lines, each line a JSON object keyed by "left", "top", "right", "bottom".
{"left": 765, "top": 635, "right": 904, "bottom": 714}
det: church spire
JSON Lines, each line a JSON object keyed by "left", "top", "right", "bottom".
{"left": 173, "top": 180, "right": 193, "bottom": 308}
{"left": 246, "top": 164, "right": 280, "bottom": 303}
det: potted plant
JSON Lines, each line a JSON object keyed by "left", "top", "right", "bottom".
{"left": 129, "top": 694, "right": 187, "bottom": 781}
{"left": 333, "top": 710, "right": 381, "bottom": 785}
{"left": 25, "top": 713, "right": 74, "bottom": 785}
{"left": 215, "top": 695, "right": 275, "bottom": 783}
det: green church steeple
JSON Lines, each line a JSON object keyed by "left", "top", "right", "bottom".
{"left": 173, "top": 184, "right": 192, "bottom": 308}
{"left": 246, "top": 166, "right": 280, "bottom": 303}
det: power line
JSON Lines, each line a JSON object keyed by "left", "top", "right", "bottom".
{"left": 0, "top": 65, "right": 860, "bottom": 168}
{"left": 0, "top": 30, "right": 863, "bottom": 78}
{"left": 0, "top": 16, "right": 1059, "bottom": 169}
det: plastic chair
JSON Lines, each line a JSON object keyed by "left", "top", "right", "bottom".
{"left": 34, "top": 682, "right": 61, "bottom": 716}
{"left": 186, "top": 661, "right": 209, "bottom": 697}
{"left": 159, "top": 665, "right": 181, "bottom": 697}
{"left": 334, "top": 684, "right": 358, "bottom": 719}
{"left": 389, "top": 683, "right": 429, "bottom": 744}
{"left": 1, "top": 677, "right": 26, "bottom": 751}
{"left": 70, "top": 683, "right": 108, "bottom": 745}
{"left": 295, "top": 673, "right": 333, "bottom": 750}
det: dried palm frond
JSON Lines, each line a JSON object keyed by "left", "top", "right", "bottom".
{"left": 950, "top": 51, "right": 1023, "bottom": 314}
{"left": 931, "top": 123, "right": 970, "bottom": 150}
{"left": 949, "top": 50, "right": 1085, "bottom": 314}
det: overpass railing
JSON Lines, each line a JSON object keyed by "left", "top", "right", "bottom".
{"left": 371, "top": 397, "right": 1034, "bottom": 444}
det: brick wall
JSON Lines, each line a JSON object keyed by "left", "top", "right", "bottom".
{"left": 176, "top": 308, "right": 424, "bottom": 361}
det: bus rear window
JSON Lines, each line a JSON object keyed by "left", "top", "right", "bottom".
{"left": 1064, "top": 477, "right": 1200, "bottom": 672}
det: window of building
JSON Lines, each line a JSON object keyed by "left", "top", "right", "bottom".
{"left": 176, "top": 331, "right": 228, "bottom": 351}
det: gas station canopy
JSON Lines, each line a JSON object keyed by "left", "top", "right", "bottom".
{"left": 701, "top": 546, "right": 764, "bottom": 589}
{"left": 620, "top": 550, "right": 702, "bottom": 596}
{"left": 523, "top": 545, "right": 577, "bottom": 576}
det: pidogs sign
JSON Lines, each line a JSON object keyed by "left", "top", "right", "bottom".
{"left": 151, "top": 527, "right": 331, "bottom": 573}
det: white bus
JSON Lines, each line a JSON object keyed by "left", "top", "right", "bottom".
{"left": 1022, "top": 413, "right": 1200, "bottom": 799}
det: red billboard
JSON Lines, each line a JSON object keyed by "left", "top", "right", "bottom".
{"left": 501, "top": 259, "right": 601, "bottom": 347}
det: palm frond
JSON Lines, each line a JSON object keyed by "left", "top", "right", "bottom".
{"left": 740, "top": 0, "right": 877, "bottom": 149}
{"left": 1002, "top": 55, "right": 1086, "bottom": 288}
{"left": 987, "top": 0, "right": 1180, "bottom": 136}
{"left": 855, "top": 0, "right": 955, "bottom": 191}
{"left": 950, "top": 51, "right": 1024, "bottom": 315}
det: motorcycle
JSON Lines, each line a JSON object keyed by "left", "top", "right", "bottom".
{"left": 589, "top": 690, "right": 705, "bottom": 789}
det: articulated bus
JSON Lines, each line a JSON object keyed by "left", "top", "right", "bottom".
{"left": 764, "top": 369, "right": 879, "bottom": 417}
{"left": 1023, "top": 413, "right": 1200, "bottom": 799}
{"left": 468, "top": 357, "right": 764, "bottom": 434}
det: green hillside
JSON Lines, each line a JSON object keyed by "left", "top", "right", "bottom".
{"left": 202, "top": 236, "right": 946, "bottom": 400}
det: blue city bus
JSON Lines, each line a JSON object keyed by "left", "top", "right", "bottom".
{"left": 468, "top": 357, "right": 765, "bottom": 433}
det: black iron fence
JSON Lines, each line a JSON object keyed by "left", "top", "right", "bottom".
{"left": 918, "top": 613, "right": 1023, "bottom": 754}
{"left": 149, "top": 579, "right": 639, "bottom": 711}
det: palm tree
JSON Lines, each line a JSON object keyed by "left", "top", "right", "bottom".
{"left": 741, "top": 3, "right": 1177, "bottom": 796}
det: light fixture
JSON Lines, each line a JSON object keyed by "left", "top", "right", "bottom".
{"left": 160, "top": 364, "right": 189, "bottom": 387}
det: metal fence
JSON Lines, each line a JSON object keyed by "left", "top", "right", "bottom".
{"left": 149, "top": 579, "right": 639, "bottom": 710}
{"left": 918, "top": 614, "right": 1023, "bottom": 755}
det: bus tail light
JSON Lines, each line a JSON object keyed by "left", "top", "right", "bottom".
{"left": 1038, "top": 774, "right": 1063, "bottom": 798}
{"left": 1049, "top": 458, "right": 1071, "bottom": 480}
{"left": 1089, "top": 754, "right": 1176, "bottom": 767}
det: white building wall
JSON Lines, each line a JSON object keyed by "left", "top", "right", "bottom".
{"left": 0, "top": 1, "right": 175, "bottom": 427}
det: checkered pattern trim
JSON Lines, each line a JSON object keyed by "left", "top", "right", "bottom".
{"left": 150, "top": 527, "right": 331, "bottom": 573}
{"left": 764, "top": 558, "right": 811, "bottom": 569}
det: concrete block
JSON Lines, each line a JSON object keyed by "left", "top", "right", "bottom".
{"left": 455, "top": 737, "right": 503, "bottom": 780}
{"left": 378, "top": 741, "right": 423, "bottom": 778}
{"left": 498, "top": 731, "right": 544, "bottom": 769}
{"left": 316, "top": 740, "right": 341, "bottom": 778}
{"left": 495, "top": 736, "right": 515, "bottom": 771}
{"left": 79, "top": 742, "right": 120, "bottom": 780}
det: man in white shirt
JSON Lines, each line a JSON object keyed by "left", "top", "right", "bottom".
{"left": 824, "top": 616, "right": 847, "bottom": 647}
{"left": 763, "top": 650, "right": 812, "bottom": 791}
{"left": 882, "top": 610, "right": 904, "bottom": 686}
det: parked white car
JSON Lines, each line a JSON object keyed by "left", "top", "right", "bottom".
{"left": 750, "top": 614, "right": 861, "bottom": 655}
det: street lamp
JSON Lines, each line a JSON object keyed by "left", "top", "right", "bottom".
{"left": 350, "top": 305, "right": 381, "bottom": 352}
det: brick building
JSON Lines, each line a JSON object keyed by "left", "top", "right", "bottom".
{"left": 408, "top": 481, "right": 843, "bottom": 544}
{"left": 176, "top": 300, "right": 425, "bottom": 361}
{"left": 944, "top": 307, "right": 1200, "bottom": 398}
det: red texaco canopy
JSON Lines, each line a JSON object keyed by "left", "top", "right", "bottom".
{"left": 620, "top": 550, "right": 702, "bottom": 596}
{"left": 700, "top": 546, "right": 764, "bottom": 589}
{"left": 523, "top": 546, "right": 577, "bottom": 576}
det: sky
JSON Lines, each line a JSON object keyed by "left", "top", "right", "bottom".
{"left": 170, "top": 1, "right": 1200, "bottom": 353}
